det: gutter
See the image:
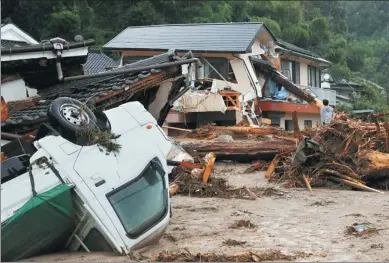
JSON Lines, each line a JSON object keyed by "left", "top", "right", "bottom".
{"left": 62, "top": 58, "right": 201, "bottom": 82}
{"left": 276, "top": 47, "right": 332, "bottom": 67}
{"left": 0, "top": 39, "right": 95, "bottom": 55}
{"left": 102, "top": 46, "right": 245, "bottom": 54}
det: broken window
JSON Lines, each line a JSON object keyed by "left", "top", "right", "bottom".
{"left": 280, "top": 59, "right": 300, "bottom": 84}
{"left": 78, "top": 228, "right": 113, "bottom": 252}
{"left": 201, "top": 57, "right": 229, "bottom": 80}
{"left": 107, "top": 158, "right": 168, "bottom": 239}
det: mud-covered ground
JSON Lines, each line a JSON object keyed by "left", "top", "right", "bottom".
{"left": 26, "top": 163, "right": 389, "bottom": 262}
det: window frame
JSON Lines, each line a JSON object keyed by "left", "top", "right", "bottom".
{"left": 281, "top": 59, "right": 300, "bottom": 84}
{"left": 202, "top": 57, "right": 229, "bottom": 80}
{"left": 303, "top": 120, "right": 313, "bottom": 128}
{"left": 308, "top": 65, "right": 320, "bottom": 88}
{"left": 106, "top": 157, "right": 168, "bottom": 239}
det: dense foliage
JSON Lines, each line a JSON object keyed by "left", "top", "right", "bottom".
{"left": 2, "top": 0, "right": 388, "bottom": 110}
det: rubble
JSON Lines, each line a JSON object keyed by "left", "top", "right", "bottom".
{"left": 169, "top": 167, "right": 284, "bottom": 199}
{"left": 266, "top": 113, "right": 389, "bottom": 192}
{"left": 229, "top": 220, "right": 257, "bottom": 229}
{"left": 145, "top": 250, "right": 313, "bottom": 262}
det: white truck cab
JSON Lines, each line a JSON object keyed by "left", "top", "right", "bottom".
{"left": 1, "top": 100, "right": 178, "bottom": 260}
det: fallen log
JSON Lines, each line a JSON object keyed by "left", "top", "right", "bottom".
{"left": 213, "top": 126, "right": 279, "bottom": 135}
{"left": 358, "top": 150, "right": 389, "bottom": 179}
{"left": 181, "top": 140, "right": 296, "bottom": 161}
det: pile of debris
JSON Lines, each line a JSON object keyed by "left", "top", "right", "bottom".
{"left": 174, "top": 112, "right": 389, "bottom": 193}
{"left": 143, "top": 250, "right": 313, "bottom": 262}
{"left": 266, "top": 113, "right": 389, "bottom": 192}
{"left": 169, "top": 165, "right": 284, "bottom": 200}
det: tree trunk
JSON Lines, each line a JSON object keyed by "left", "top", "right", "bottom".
{"left": 181, "top": 140, "right": 296, "bottom": 161}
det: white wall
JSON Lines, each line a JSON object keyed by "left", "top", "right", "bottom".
{"left": 1, "top": 78, "right": 37, "bottom": 101}
{"left": 280, "top": 112, "right": 321, "bottom": 130}
{"left": 1, "top": 24, "right": 39, "bottom": 44}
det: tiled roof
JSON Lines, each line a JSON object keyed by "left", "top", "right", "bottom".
{"left": 276, "top": 39, "right": 319, "bottom": 58}
{"left": 1, "top": 52, "right": 182, "bottom": 133}
{"left": 1, "top": 39, "right": 30, "bottom": 48}
{"left": 104, "top": 22, "right": 276, "bottom": 53}
{"left": 83, "top": 52, "right": 120, "bottom": 75}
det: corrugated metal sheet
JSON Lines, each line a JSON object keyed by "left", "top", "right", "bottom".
{"left": 104, "top": 23, "right": 270, "bottom": 53}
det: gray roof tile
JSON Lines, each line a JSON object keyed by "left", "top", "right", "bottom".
{"left": 1, "top": 39, "right": 30, "bottom": 48}
{"left": 276, "top": 39, "right": 319, "bottom": 58}
{"left": 104, "top": 22, "right": 275, "bottom": 53}
{"left": 82, "top": 52, "right": 120, "bottom": 75}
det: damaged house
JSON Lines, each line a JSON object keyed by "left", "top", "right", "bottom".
{"left": 1, "top": 24, "right": 200, "bottom": 137}
{"left": 103, "top": 22, "right": 278, "bottom": 129}
{"left": 104, "top": 22, "right": 332, "bottom": 131}
{"left": 257, "top": 39, "right": 333, "bottom": 130}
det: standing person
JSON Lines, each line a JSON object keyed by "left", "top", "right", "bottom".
{"left": 320, "top": 99, "right": 334, "bottom": 125}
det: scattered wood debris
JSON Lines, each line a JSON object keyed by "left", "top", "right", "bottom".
{"left": 144, "top": 250, "right": 313, "bottom": 262}
{"left": 244, "top": 160, "right": 268, "bottom": 173}
{"left": 169, "top": 167, "right": 284, "bottom": 199}
{"left": 265, "top": 113, "right": 389, "bottom": 192}
{"left": 164, "top": 233, "right": 178, "bottom": 242}
{"left": 229, "top": 220, "right": 257, "bottom": 229}
{"left": 222, "top": 239, "right": 247, "bottom": 246}
{"left": 310, "top": 200, "right": 336, "bottom": 206}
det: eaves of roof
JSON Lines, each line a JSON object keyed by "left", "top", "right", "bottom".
{"left": 277, "top": 46, "right": 332, "bottom": 65}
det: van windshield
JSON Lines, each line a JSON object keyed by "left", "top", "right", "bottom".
{"left": 107, "top": 158, "right": 167, "bottom": 238}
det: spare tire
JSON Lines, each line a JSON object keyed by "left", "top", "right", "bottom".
{"left": 47, "top": 97, "right": 97, "bottom": 142}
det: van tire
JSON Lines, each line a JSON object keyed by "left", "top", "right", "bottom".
{"left": 47, "top": 97, "right": 97, "bottom": 142}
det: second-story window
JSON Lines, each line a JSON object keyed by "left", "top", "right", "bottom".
{"left": 280, "top": 59, "right": 300, "bottom": 85}
{"left": 308, "top": 65, "right": 321, "bottom": 88}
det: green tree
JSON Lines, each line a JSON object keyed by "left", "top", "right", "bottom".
{"left": 250, "top": 16, "right": 281, "bottom": 36}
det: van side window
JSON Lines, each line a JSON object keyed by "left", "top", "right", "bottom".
{"left": 107, "top": 157, "right": 168, "bottom": 239}
{"left": 78, "top": 228, "right": 113, "bottom": 252}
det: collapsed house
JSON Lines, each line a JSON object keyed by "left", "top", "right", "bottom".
{"left": 104, "top": 22, "right": 332, "bottom": 132}
{"left": 253, "top": 39, "right": 333, "bottom": 130}
{"left": 1, "top": 47, "right": 200, "bottom": 135}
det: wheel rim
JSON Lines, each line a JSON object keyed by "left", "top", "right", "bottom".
{"left": 60, "top": 103, "right": 90, "bottom": 126}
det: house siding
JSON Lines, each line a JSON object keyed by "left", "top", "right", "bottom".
{"left": 280, "top": 112, "right": 321, "bottom": 130}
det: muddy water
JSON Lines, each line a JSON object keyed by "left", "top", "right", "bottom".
{"left": 25, "top": 164, "right": 389, "bottom": 262}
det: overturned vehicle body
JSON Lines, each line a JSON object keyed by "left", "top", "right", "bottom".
{"left": 1, "top": 97, "right": 187, "bottom": 261}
